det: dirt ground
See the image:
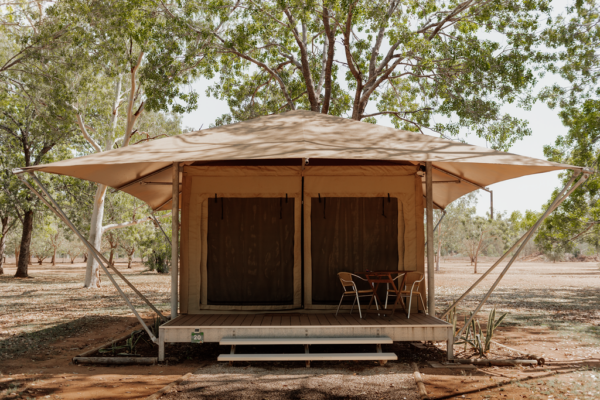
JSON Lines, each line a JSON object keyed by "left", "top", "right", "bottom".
{"left": 1, "top": 259, "right": 599, "bottom": 399}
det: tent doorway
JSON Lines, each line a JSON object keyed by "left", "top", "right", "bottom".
{"left": 207, "top": 197, "right": 295, "bottom": 306}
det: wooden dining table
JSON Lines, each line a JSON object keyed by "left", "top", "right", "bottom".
{"left": 357, "top": 271, "right": 406, "bottom": 317}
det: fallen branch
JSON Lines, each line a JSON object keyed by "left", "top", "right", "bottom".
{"left": 145, "top": 364, "right": 208, "bottom": 400}
{"left": 411, "top": 362, "right": 429, "bottom": 400}
{"left": 490, "top": 340, "right": 545, "bottom": 365}
{"left": 73, "top": 356, "right": 156, "bottom": 365}
{"left": 453, "top": 358, "right": 538, "bottom": 367}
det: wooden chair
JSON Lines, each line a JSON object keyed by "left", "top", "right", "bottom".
{"left": 335, "top": 272, "right": 379, "bottom": 319}
{"left": 388, "top": 272, "right": 426, "bottom": 318}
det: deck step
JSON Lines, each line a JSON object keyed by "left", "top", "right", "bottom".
{"left": 219, "top": 336, "right": 393, "bottom": 346}
{"left": 217, "top": 352, "right": 398, "bottom": 362}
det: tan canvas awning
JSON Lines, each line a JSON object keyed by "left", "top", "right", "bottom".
{"left": 20, "top": 110, "right": 581, "bottom": 210}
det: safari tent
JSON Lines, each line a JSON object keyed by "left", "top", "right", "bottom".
{"left": 16, "top": 110, "right": 589, "bottom": 363}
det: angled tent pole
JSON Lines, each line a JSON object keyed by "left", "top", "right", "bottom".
{"left": 453, "top": 170, "right": 588, "bottom": 340}
{"left": 150, "top": 212, "right": 171, "bottom": 244}
{"left": 14, "top": 170, "right": 164, "bottom": 343}
{"left": 425, "top": 209, "right": 446, "bottom": 248}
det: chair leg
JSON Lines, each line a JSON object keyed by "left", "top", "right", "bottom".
{"left": 385, "top": 284, "right": 389, "bottom": 309}
{"left": 407, "top": 294, "right": 413, "bottom": 319}
{"left": 355, "top": 293, "right": 363, "bottom": 319}
{"left": 374, "top": 295, "right": 379, "bottom": 311}
{"left": 418, "top": 294, "right": 427, "bottom": 315}
{"left": 336, "top": 294, "right": 345, "bottom": 317}
{"left": 350, "top": 296, "right": 357, "bottom": 315}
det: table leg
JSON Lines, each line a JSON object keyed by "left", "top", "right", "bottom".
{"left": 372, "top": 283, "right": 383, "bottom": 311}
{"left": 390, "top": 290, "right": 403, "bottom": 317}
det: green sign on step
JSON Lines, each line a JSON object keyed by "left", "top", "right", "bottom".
{"left": 191, "top": 331, "right": 204, "bottom": 343}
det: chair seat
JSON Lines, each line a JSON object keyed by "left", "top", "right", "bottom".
{"left": 388, "top": 290, "right": 422, "bottom": 294}
{"left": 344, "top": 290, "right": 373, "bottom": 295}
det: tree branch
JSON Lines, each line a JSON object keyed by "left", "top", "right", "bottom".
{"left": 75, "top": 112, "right": 102, "bottom": 152}
{"left": 102, "top": 213, "right": 171, "bottom": 233}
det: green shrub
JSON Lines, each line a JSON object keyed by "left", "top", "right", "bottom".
{"left": 144, "top": 248, "right": 170, "bottom": 273}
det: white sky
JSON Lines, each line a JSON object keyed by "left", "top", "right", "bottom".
{"left": 181, "top": 76, "right": 567, "bottom": 219}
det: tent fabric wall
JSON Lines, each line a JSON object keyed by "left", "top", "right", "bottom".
{"left": 181, "top": 164, "right": 427, "bottom": 313}
{"left": 181, "top": 166, "right": 302, "bottom": 311}
{"left": 303, "top": 165, "right": 426, "bottom": 310}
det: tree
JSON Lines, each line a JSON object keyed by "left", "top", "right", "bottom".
{"left": 30, "top": 216, "right": 54, "bottom": 265}
{"left": 0, "top": 76, "right": 75, "bottom": 277}
{"left": 118, "top": 225, "right": 147, "bottom": 269}
{"left": 507, "top": 209, "right": 541, "bottom": 259}
{"left": 139, "top": 215, "right": 172, "bottom": 274}
{"left": 64, "top": 239, "right": 86, "bottom": 264}
{"left": 537, "top": 1, "right": 600, "bottom": 254}
{"left": 434, "top": 192, "right": 477, "bottom": 269}
{"left": 0, "top": 163, "right": 18, "bottom": 274}
{"left": 164, "top": 0, "right": 549, "bottom": 150}
{"left": 35, "top": 0, "right": 192, "bottom": 288}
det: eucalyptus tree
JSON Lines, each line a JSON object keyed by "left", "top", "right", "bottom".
{"left": 162, "top": 0, "right": 549, "bottom": 149}
{"left": 536, "top": 0, "right": 600, "bottom": 256}
{"left": 0, "top": 155, "right": 19, "bottom": 274}
{"left": 36, "top": 0, "right": 196, "bottom": 287}
{"left": 0, "top": 74, "right": 76, "bottom": 277}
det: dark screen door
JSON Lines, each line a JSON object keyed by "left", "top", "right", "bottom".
{"left": 207, "top": 197, "right": 295, "bottom": 305}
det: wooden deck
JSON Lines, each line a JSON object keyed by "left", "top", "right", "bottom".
{"left": 158, "top": 311, "right": 453, "bottom": 361}
{"left": 160, "top": 312, "right": 451, "bottom": 342}
{"left": 162, "top": 312, "right": 448, "bottom": 329}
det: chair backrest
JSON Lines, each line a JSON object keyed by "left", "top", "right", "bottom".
{"left": 337, "top": 272, "right": 354, "bottom": 288}
{"left": 403, "top": 272, "right": 424, "bottom": 290}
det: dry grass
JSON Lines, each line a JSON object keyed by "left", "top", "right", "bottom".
{"left": 162, "top": 363, "right": 419, "bottom": 400}
{"left": 435, "top": 258, "right": 600, "bottom": 341}
{"left": 2, "top": 258, "right": 600, "bottom": 399}
{"left": 0, "top": 262, "right": 170, "bottom": 361}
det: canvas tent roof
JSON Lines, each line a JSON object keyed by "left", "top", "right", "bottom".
{"left": 21, "top": 110, "right": 581, "bottom": 210}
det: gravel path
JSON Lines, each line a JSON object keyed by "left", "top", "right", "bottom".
{"left": 161, "top": 362, "right": 419, "bottom": 399}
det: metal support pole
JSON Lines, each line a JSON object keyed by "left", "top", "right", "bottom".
{"left": 171, "top": 162, "right": 180, "bottom": 320}
{"left": 16, "top": 171, "right": 160, "bottom": 342}
{"left": 490, "top": 190, "right": 494, "bottom": 220}
{"left": 440, "top": 172, "right": 586, "bottom": 320}
{"left": 454, "top": 172, "right": 588, "bottom": 340}
{"left": 426, "top": 162, "right": 435, "bottom": 315}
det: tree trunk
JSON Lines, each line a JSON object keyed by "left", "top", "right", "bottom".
{"left": 435, "top": 228, "right": 442, "bottom": 272}
{"left": 108, "top": 247, "right": 115, "bottom": 265}
{"left": 15, "top": 210, "right": 33, "bottom": 278}
{"left": 15, "top": 245, "right": 19, "bottom": 266}
{"left": 52, "top": 248, "right": 56, "bottom": 266}
{"left": 474, "top": 255, "right": 478, "bottom": 274}
{"left": 0, "top": 215, "right": 7, "bottom": 274}
{"left": 0, "top": 234, "right": 5, "bottom": 276}
{"left": 127, "top": 255, "right": 132, "bottom": 268}
{"left": 84, "top": 184, "right": 107, "bottom": 288}
{"left": 83, "top": 253, "right": 87, "bottom": 262}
